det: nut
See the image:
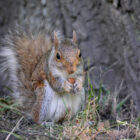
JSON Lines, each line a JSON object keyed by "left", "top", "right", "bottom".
{"left": 68, "top": 78, "right": 75, "bottom": 85}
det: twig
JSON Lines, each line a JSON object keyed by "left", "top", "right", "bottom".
{"left": 5, "top": 116, "right": 24, "bottom": 140}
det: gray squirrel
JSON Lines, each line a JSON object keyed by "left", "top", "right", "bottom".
{"left": 0, "top": 28, "right": 85, "bottom": 124}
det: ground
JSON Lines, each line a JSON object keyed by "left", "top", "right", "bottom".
{"left": 0, "top": 82, "right": 140, "bottom": 140}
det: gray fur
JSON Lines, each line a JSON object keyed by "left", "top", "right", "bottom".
{"left": 0, "top": 28, "right": 85, "bottom": 123}
{"left": 0, "top": 39, "right": 19, "bottom": 97}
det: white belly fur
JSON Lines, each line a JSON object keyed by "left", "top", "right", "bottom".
{"left": 38, "top": 80, "right": 85, "bottom": 123}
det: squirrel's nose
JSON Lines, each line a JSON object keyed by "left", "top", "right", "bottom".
{"left": 68, "top": 64, "right": 77, "bottom": 74}
{"left": 68, "top": 69, "right": 75, "bottom": 74}
{"left": 68, "top": 66, "right": 76, "bottom": 74}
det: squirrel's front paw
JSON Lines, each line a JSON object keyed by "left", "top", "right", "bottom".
{"left": 73, "top": 79, "right": 83, "bottom": 93}
{"left": 63, "top": 80, "right": 73, "bottom": 93}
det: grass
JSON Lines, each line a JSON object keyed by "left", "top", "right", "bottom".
{"left": 0, "top": 78, "right": 140, "bottom": 139}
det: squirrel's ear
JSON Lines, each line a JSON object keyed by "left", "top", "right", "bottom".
{"left": 73, "top": 30, "right": 78, "bottom": 44}
{"left": 54, "top": 31, "right": 59, "bottom": 48}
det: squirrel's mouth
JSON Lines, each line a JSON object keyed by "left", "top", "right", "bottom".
{"left": 67, "top": 72, "right": 76, "bottom": 78}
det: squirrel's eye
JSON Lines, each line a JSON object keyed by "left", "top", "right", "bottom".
{"left": 79, "top": 52, "right": 81, "bottom": 57}
{"left": 56, "top": 53, "right": 61, "bottom": 60}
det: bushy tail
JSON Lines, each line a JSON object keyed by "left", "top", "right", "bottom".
{"left": 0, "top": 46, "right": 18, "bottom": 97}
{"left": 0, "top": 27, "right": 52, "bottom": 98}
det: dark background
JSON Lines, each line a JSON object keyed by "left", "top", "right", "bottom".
{"left": 0, "top": 0, "right": 140, "bottom": 112}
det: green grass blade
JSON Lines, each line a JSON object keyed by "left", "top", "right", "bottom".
{"left": 116, "top": 95, "right": 130, "bottom": 111}
{"left": 1, "top": 130, "right": 24, "bottom": 140}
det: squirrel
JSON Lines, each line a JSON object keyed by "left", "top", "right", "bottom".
{"left": 0, "top": 28, "right": 85, "bottom": 124}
